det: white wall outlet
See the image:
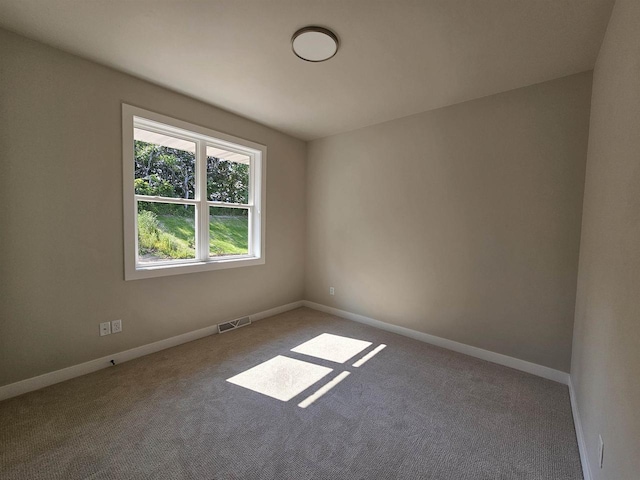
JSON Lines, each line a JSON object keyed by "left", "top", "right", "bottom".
{"left": 99, "top": 321, "right": 111, "bottom": 336}
{"left": 112, "top": 319, "right": 122, "bottom": 334}
{"left": 329, "top": 287, "right": 335, "bottom": 295}
{"left": 598, "top": 435, "right": 604, "bottom": 468}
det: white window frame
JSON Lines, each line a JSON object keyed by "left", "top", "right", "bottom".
{"left": 122, "top": 104, "right": 266, "bottom": 280}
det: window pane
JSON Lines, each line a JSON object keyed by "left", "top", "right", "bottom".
{"left": 209, "top": 207, "right": 249, "bottom": 257}
{"left": 207, "top": 146, "right": 250, "bottom": 204}
{"left": 137, "top": 201, "right": 196, "bottom": 263}
{"left": 134, "top": 128, "right": 196, "bottom": 200}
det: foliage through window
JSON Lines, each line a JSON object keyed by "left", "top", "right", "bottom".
{"left": 122, "top": 105, "right": 265, "bottom": 280}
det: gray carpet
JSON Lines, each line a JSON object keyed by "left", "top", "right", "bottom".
{"left": 0, "top": 307, "right": 582, "bottom": 479}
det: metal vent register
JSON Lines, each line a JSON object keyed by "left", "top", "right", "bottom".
{"left": 217, "top": 316, "right": 251, "bottom": 334}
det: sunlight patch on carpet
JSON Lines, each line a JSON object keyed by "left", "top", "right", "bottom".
{"left": 291, "top": 333, "right": 372, "bottom": 363}
{"left": 353, "top": 344, "right": 387, "bottom": 367}
{"left": 298, "top": 371, "right": 351, "bottom": 408}
{"left": 226, "top": 355, "right": 332, "bottom": 401}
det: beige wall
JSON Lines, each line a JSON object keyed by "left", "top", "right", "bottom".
{"left": 0, "top": 29, "right": 306, "bottom": 387}
{"left": 571, "top": 0, "right": 640, "bottom": 478}
{"left": 306, "top": 73, "right": 593, "bottom": 372}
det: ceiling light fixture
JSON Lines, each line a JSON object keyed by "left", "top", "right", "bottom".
{"left": 291, "top": 26, "right": 339, "bottom": 62}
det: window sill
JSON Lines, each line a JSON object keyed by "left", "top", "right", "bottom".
{"left": 125, "top": 256, "right": 264, "bottom": 280}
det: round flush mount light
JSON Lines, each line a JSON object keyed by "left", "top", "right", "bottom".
{"left": 291, "top": 26, "right": 339, "bottom": 62}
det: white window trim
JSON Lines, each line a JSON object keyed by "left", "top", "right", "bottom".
{"left": 122, "top": 104, "right": 266, "bottom": 280}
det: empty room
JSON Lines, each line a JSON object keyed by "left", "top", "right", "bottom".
{"left": 0, "top": 1, "right": 638, "bottom": 479}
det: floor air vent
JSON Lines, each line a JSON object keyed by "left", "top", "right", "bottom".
{"left": 218, "top": 316, "right": 252, "bottom": 334}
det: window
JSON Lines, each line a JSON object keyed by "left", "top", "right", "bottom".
{"left": 122, "top": 104, "right": 265, "bottom": 280}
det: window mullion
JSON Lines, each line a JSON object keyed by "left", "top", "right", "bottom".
{"left": 134, "top": 195, "right": 198, "bottom": 205}
{"left": 197, "top": 139, "right": 209, "bottom": 261}
{"left": 206, "top": 201, "right": 249, "bottom": 208}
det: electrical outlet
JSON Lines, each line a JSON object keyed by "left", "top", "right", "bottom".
{"left": 329, "top": 287, "right": 335, "bottom": 295}
{"left": 598, "top": 435, "right": 604, "bottom": 468}
{"left": 112, "top": 319, "right": 122, "bottom": 334}
{"left": 100, "top": 321, "right": 111, "bottom": 336}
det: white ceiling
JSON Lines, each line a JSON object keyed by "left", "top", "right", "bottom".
{"left": 0, "top": 0, "right": 614, "bottom": 140}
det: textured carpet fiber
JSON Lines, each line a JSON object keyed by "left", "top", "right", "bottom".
{"left": 0, "top": 307, "right": 582, "bottom": 479}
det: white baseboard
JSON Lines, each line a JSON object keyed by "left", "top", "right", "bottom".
{"left": 0, "top": 301, "right": 303, "bottom": 402}
{"left": 569, "top": 376, "right": 592, "bottom": 480}
{"left": 1, "top": 299, "right": 570, "bottom": 402}
{"left": 302, "top": 300, "right": 570, "bottom": 385}
{"left": 250, "top": 301, "right": 303, "bottom": 321}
